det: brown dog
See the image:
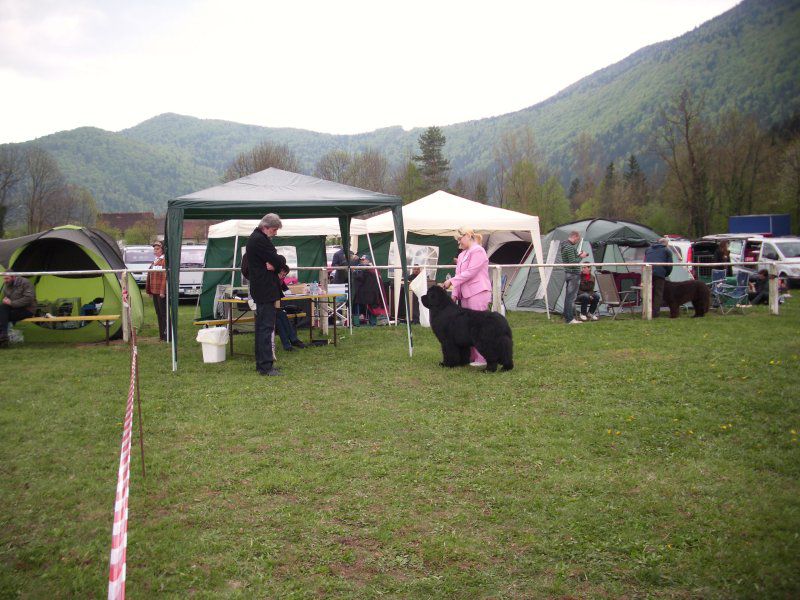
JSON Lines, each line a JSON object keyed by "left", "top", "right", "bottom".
{"left": 662, "top": 280, "right": 711, "bottom": 318}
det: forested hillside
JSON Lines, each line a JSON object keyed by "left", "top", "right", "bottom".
{"left": 4, "top": 0, "right": 799, "bottom": 214}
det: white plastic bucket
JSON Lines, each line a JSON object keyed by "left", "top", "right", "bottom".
{"left": 196, "top": 327, "right": 229, "bottom": 363}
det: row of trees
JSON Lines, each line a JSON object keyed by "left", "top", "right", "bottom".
{"left": 0, "top": 146, "right": 97, "bottom": 237}
{"left": 218, "top": 90, "right": 799, "bottom": 237}
{"left": 3, "top": 88, "right": 798, "bottom": 239}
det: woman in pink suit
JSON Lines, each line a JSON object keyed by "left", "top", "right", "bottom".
{"left": 442, "top": 227, "right": 492, "bottom": 366}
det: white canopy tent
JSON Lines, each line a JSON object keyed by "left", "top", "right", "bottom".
{"left": 208, "top": 217, "right": 368, "bottom": 238}
{"left": 359, "top": 190, "right": 548, "bottom": 317}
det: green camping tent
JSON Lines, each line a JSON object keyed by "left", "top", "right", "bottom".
{"left": 0, "top": 225, "right": 144, "bottom": 342}
{"left": 166, "top": 168, "right": 411, "bottom": 370}
{"left": 504, "top": 218, "right": 691, "bottom": 314}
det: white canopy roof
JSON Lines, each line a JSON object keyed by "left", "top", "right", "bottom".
{"left": 361, "top": 190, "right": 540, "bottom": 235}
{"left": 208, "top": 218, "right": 367, "bottom": 239}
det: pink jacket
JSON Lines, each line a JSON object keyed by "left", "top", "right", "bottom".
{"left": 451, "top": 244, "right": 491, "bottom": 300}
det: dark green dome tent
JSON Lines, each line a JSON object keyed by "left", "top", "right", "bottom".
{"left": 504, "top": 218, "right": 691, "bottom": 314}
{"left": 0, "top": 225, "right": 143, "bottom": 342}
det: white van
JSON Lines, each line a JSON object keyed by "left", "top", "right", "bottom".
{"left": 179, "top": 245, "right": 207, "bottom": 297}
{"left": 755, "top": 237, "right": 800, "bottom": 287}
{"left": 122, "top": 245, "right": 155, "bottom": 287}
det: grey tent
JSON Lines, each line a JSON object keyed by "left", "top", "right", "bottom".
{"left": 166, "top": 168, "right": 410, "bottom": 370}
{"left": 505, "top": 218, "right": 691, "bottom": 314}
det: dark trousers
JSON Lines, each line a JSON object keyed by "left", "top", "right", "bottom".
{"left": 578, "top": 291, "right": 600, "bottom": 315}
{"left": 254, "top": 302, "right": 277, "bottom": 373}
{"left": 151, "top": 294, "right": 167, "bottom": 341}
{"left": 0, "top": 305, "right": 33, "bottom": 339}
{"left": 651, "top": 276, "right": 666, "bottom": 318}
{"left": 275, "top": 309, "right": 299, "bottom": 349}
{"left": 563, "top": 272, "right": 581, "bottom": 322}
{"left": 748, "top": 290, "right": 768, "bottom": 305}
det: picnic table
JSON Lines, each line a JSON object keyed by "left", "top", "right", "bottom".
{"left": 195, "top": 293, "right": 340, "bottom": 355}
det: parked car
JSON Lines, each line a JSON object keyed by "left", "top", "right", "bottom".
{"left": 179, "top": 245, "right": 207, "bottom": 298}
{"left": 665, "top": 238, "right": 693, "bottom": 268}
{"left": 122, "top": 245, "right": 155, "bottom": 287}
{"left": 701, "top": 233, "right": 754, "bottom": 265}
{"left": 753, "top": 237, "right": 800, "bottom": 287}
{"left": 326, "top": 245, "right": 339, "bottom": 267}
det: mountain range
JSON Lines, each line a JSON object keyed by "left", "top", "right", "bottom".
{"left": 7, "top": 0, "right": 800, "bottom": 214}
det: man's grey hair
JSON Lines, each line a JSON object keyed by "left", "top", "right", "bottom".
{"left": 568, "top": 230, "right": 580, "bottom": 239}
{"left": 259, "top": 213, "right": 282, "bottom": 229}
{"left": 658, "top": 237, "right": 669, "bottom": 245}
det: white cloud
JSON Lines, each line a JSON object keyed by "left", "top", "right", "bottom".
{"left": 0, "top": 0, "right": 741, "bottom": 142}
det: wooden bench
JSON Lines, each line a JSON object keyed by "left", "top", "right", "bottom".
{"left": 193, "top": 314, "right": 306, "bottom": 328}
{"left": 194, "top": 316, "right": 256, "bottom": 327}
{"left": 21, "top": 314, "right": 121, "bottom": 345}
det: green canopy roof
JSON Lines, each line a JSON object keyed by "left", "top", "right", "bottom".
{"left": 165, "top": 168, "right": 411, "bottom": 370}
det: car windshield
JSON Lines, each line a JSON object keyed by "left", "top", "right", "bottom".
{"left": 180, "top": 248, "right": 206, "bottom": 266}
{"left": 776, "top": 242, "right": 800, "bottom": 258}
{"left": 124, "top": 249, "right": 154, "bottom": 263}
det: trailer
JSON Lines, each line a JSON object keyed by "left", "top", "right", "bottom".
{"left": 728, "top": 214, "right": 791, "bottom": 236}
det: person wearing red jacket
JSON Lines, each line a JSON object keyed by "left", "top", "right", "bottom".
{"left": 145, "top": 240, "right": 167, "bottom": 341}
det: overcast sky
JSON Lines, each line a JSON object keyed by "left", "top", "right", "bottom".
{"left": 0, "top": 0, "right": 740, "bottom": 144}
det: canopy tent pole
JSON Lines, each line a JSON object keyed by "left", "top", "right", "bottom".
{"left": 165, "top": 206, "right": 184, "bottom": 372}
{"left": 391, "top": 206, "right": 413, "bottom": 357}
{"left": 338, "top": 216, "right": 354, "bottom": 335}
{"left": 365, "top": 231, "right": 391, "bottom": 326}
{"left": 530, "top": 228, "right": 550, "bottom": 319}
{"left": 230, "top": 234, "right": 240, "bottom": 288}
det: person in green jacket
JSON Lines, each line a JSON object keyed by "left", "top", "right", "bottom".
{"left": 560, "top": 231, "right": 589, "bottom": 324}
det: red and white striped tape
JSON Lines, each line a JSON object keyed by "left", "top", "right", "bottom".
{"left": 108, "top": 346, "right": 137, "bottom": 600}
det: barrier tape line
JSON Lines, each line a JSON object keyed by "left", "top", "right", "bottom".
{"left": 108, "top": 344, "right": 137, "bottom": 600}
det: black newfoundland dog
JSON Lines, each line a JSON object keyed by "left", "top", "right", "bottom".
{"left": 420, "top": 285, "right": 513, "bottom": 372}
{"left": 662, "top": 280, "right": 711, "bottom": 318}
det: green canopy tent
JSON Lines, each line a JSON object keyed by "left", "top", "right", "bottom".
{"left": 166, "top": 168, "right": 411, "bottom": 371}
{"left": 0, "top": 225, "right": 143, "bottom": 342}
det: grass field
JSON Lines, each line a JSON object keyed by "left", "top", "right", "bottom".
{"left": 1, "top": 299, "right": 799, "bottom": 598}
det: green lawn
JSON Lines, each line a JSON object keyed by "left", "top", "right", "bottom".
{"left": 1, "top": 300, "right": 799, "bottom": 598}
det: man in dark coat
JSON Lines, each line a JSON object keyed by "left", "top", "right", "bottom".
{"left": 245, "top": 213, "right": 287, "bottom": 376}
{"left": 331, "top": 248, "right": 357, "bottom": 284}
{"left": 644, "top": 238, "right": 673, "bottom": 318}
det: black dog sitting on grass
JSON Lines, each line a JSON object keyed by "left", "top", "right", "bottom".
{"left": 661, "top": 280, "right": 711, "bottom": 318}
{"left": 420, "top": 285, "right": 513, "bottom": 372}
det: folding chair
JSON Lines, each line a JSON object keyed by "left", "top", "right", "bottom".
{"left": 715, "top": 270, "right": 750, "bottom": 315}
{"left": 331, "top": 284, "right": 350, "bottom": 326}
{"left": 709, "top": 269, "right": 727, "bottom": 309}
{"left": 596, "top": 272, "right": 638, "bottom": 319}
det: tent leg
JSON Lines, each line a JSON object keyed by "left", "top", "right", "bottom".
{"left": 168, "top": 280, "right": 177, "bottom": 372}
{"left": 543, "top": 266, "right": 551, "bottom": 319}
{"left": 348, "top": 264, "right": 353, "bottom": 335}
{"left": 366, "top": 232, "right": 391, "bottom": 325}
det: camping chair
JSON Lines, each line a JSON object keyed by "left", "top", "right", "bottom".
{"left": 709, "top": 269, "right": 726, "bottom": 309}
{"left": 596, "top": 272, "right": 637, "bottom": 320}
{"left": 329, "top": 284, "right": 350, "bottom": 326}
{"left": 714, "top": 270, "right": 750, "bottom": 315}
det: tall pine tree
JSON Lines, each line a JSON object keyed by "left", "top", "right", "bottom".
{"left": 413, "top": 126, "right": 450, "bottom": 195}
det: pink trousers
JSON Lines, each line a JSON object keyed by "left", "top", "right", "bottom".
{"left": 459, "top": 290, "right": 491, "bottom": 364}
